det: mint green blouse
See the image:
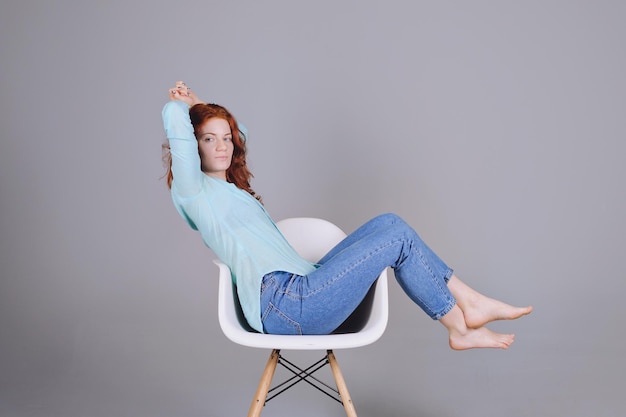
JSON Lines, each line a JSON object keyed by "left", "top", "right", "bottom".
{"left": 162, "top": 101, "right": 316, "bottom": 332}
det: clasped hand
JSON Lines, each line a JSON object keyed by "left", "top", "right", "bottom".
{"left": 168, "top": 80, "right": 204, "bottom": 106}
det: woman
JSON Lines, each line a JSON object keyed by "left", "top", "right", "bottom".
{"left": 162, "top": 81, "right": 532, "bottom": 350}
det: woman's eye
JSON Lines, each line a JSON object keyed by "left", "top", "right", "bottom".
{"left": 225, "top": 136, "right": 232, "bottom": 142}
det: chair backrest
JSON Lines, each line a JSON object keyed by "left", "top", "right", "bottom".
{"left": 276, "top": 217, "right": 347, "bottom": 262}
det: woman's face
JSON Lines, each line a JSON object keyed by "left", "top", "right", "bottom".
{"left": 197, "top": 117, "right": 234, "bottom": 180}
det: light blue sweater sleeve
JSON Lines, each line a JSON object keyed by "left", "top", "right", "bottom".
{"left": 162, "top": 101, "right": 203, "bottom": 198}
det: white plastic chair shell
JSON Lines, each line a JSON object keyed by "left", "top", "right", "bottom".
{"left": 214, "top": 217, "right": 389, "bottom": 350}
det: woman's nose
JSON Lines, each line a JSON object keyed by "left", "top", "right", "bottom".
{"left": 216, "top": 138, "right": 227, "bottom": 150}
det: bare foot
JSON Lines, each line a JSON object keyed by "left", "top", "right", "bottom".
{"left": 439, "top": 304, "right": 516, "bottom": 350}
{"left": 447, "top": 276, "right": 533, "bottom": 328}
{"left": 462, "top": 294, "right": 533, "bottom": 329}
{"left": 449, "top": 327, "right": 515, "bottom": 350}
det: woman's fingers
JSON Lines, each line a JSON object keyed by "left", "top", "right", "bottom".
{"left": 175, "top": 80, "right": 191, "bottom": 96}
{"left": 187, "top": 89, "right": 200, "bottom": 102}
{"left": 169, "top": 80, "right": 193, "bottom": 102}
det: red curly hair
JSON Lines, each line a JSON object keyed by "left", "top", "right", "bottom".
{"left": 162, "top": 103, "right": 261, "bottom": 202}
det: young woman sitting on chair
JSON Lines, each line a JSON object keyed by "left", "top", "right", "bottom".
{"left": 161, "top": 81, "right": 532, "bottom": 350}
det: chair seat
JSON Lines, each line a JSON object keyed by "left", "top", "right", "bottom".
{"left": 215, "top": 259, "right": 389, "bottom": 350}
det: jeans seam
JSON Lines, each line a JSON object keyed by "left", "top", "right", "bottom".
{"left": 411, "top": 242, "right": 457, "bottom": 318}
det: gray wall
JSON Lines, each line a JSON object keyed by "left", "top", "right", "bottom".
{"left": 1, "top": 1, "right": 624, "bottom": 416}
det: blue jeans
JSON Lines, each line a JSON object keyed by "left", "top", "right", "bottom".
{"left": 260, "top": 213, "right": 455, "bottom": 335}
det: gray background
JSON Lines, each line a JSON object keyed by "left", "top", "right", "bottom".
{"left": 1, "top": 1, "right": 624, "bottom": 416}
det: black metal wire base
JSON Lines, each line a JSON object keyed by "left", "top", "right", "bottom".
{"left": 265, "top": 350, "right": 344, "bottom": 406}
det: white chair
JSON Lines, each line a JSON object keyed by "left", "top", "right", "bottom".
{"left": 214, "top": 217, "right": 389, "bottom": 417}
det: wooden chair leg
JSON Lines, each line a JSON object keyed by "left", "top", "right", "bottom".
{"left": 327, "top": 350, "right": 358, "bottom": 417}
{"left": 248, "top": 349, "right": 280, "bottom": 417}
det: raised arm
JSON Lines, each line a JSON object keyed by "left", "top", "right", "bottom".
{"left": 162, "top": 81, "right": 249, "bottom": 197}
{"left": 161, "top": 82, "right": 205, "bottom": 197}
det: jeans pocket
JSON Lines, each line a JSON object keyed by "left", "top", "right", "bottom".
{"left": 261, "top": 303, "right": 302, "bottom": 335}
{"left": 260, "top": 272, "right": 276, "bottom": 295}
